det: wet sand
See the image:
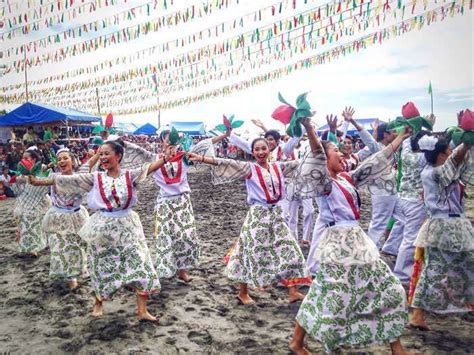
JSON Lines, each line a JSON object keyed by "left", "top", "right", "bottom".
{"left": 0, "top": 170, "right": 472, "bottom": 354}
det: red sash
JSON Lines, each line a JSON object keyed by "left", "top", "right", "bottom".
{"left": 334, "top": 173, "right": 360, "bottom": 220}
{"left": 255, "top": 163, "right": 282, "bottom": 204}
{"left": 160, "top": 155, "right": 183, "bottom": 184}
{"left": 276, "top": 147, "right": 296, "bottom": 161}
{"left": 97, "top": 171, "right": 132, "bottom": 211}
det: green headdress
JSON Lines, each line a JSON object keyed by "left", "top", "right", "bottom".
{"left": 92, "top": 125, "right": 106, "bottom": 134}
{"left": 168, "top": 126, "right": 180, "bottom": 145}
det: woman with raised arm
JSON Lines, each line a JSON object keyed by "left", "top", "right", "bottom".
{"left": 305, "top": 107, "right": 381, "bottom": 275}
{"left": 12, "top": 148, "right": 51, "bottom": 257}
{"left": 152, "top": 128, "right": 203, "bottom": 283}
{"left": 187, "top": 121, "right": 313, "bottom": 305}
{"left": 34, "top": 148, "right": 89, "bottom": 290}
{"left": 30, "top": 141, "right": 165, "bottom": 321}
{"left": 409, "top": 132, "right": 473, "bottom": 330}
{"left": 288, "top": 118, "right": 411, "bottom": 355}
{"left": 122, "top": 129, "right": 230, "bottom": 283}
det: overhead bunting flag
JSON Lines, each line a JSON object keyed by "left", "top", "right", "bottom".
{"left": 3, "top": 0, "right": 244, "bottom": 72}
{"left": 5, "top": 0, "right": 426, "bottom": 102}
{"left": 1, "top": 0, "right": 469, "bottom": 116}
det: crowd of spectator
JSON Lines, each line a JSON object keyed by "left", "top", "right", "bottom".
{"left": 0, "top": 124, "right": 368, "bottom": 200}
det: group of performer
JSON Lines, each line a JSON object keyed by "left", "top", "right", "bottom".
{"left": 10, "top": 102, "right": 473, "bottom": 354}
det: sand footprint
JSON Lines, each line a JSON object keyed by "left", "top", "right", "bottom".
{"left": 187, "top": 330, "right": 213, "bottom": 346}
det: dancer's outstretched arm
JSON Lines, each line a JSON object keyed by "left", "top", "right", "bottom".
{"left": 187, "top": 152, "right": 218, "bottom": 166}
{"left": 210, "top": 129, "right": 231, "bottom": 145}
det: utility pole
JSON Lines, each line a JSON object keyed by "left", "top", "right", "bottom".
{"left": 96, "top": 88, "right": 101, "bottom": 116}
{"left": 23, "top": 45, "right": 29, "bottom": 102}
{"left": 152, "top": 74, "right": 160, "bottom": 128}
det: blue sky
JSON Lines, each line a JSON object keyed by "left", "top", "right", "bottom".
{"left": 1, "top": 0, "right": 472, "bottom": 134}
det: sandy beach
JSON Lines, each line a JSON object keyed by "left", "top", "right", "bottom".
{"left": 0, "top": 169, "right": 472, "bottom": 354}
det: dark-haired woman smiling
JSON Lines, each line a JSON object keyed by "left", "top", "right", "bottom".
{"left": 31, "top": 148, "right": 89, "bottom": 291}
{"left": 188, "top": 123, "right": 312, "bottom": 305}
{"left": 31, "top": 141, "right": 169, "bottom": 321}
{"left": 289, "top": 118, "right": 411, "bottom": 354}
{"left": 409, "top": 133, "right": 473, "bottom": 330}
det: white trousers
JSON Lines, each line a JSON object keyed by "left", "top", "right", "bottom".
{"left": 288, "top": 198, "right": 314, "bottom": 242}
{"left": 392, "top": 199, "right": 427, "bottom": 283}
{"left": 367, "top": 194, "right": 399, "bottom": 248}
{"left": 381, "top": 199, "right": 405, "bottom": 255}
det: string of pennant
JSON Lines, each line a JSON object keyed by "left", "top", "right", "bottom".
{"left": 2, "top": 0, "right": 467, "bottom": 115}
{"left": 8, "top": 0, "right": 392, "bottom": 101}
{"left": 2, "top": 0, "right": 245, "bottom": 70}
{"left": 3, "top": 0, "right": 387, "bottom": 89}
{"left": 4, "top": 0, "right": 460, "bottom": 101}
{"left": 2, "top": 0, "right": 113, "bottom": 39}
{"left": 3, "top": 0, "right": 383, "bottom": 74}
{"left": 2, "top": 0, "right": 90, "bottom": 27}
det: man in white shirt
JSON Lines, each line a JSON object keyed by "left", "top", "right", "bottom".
{"left": 0, "top": 166, "right": 14, "bottom": 197}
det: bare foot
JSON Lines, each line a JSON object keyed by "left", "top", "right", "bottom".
{"left": 92, "top": 300, "right": 103, "bottom": 317}
{"left": 288, "top": 291, "right": 305, "bottom": 303}
{"left": 237, "top": 293, "right": 255, "bottom": 305}
{"left": 30, "top": 251, "right": 38, "bottom": 258}
{"left": 178, "top": 270, "right": 193, "bottom": 283}
{"left": 289, "top": 340, "right": 311, "bottom": 355}
{"left": 68, "top": 279, "right": 78, "bottom": 290}
{"left": 390, "top": 339, "right": 412, "bottom": 355}
{"left": 409, "top": 309, "right": 429, "bottom": 331}
{"left": 137, "top": 310, "right": 158, "bottom": 322}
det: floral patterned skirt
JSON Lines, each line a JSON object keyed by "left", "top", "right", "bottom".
{"left": 296, "top": 259, "right": 407, "bottom": 353}
{"left": 44, "top": 207, "right": 89, "bottom": 280}
{"left": 154, "top": 193, "right": 200, "bottom": 278}
{"left": 18, "top": 212, "right": 48, "bottom": 254}
{"left": 411, "top": 246, "right": 474, "bottom": 313}
{"left": 81, "top": 211, "right": 160, "bottom": 300}
{"left": 225, "top": 205, "right": 309, "bottom": 288}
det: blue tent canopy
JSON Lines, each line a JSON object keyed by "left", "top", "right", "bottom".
{"left": 170, "top": 121, "right": 205, "bottom": 136}
{"left": 317, "top": 118, "right": 377, "bottom": 136}
{"left": 113, "top": 122, "right": 140, "bottom": 134}
{"left": 0, "top": 102, "right": 101, "bottom": 126}
{"left": 133, "top": 123, "right": 157, "bottom": 135}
